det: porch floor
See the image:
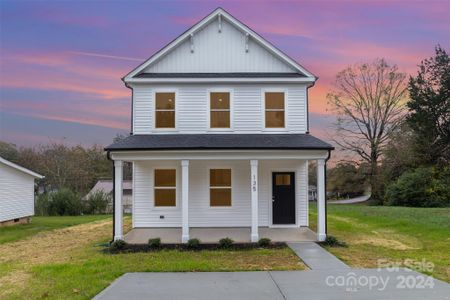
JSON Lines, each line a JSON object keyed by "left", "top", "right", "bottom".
{"left": 124, "top": 227, "right": 317, "bottom": 244}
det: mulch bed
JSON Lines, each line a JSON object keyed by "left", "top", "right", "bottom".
{"left": 105, "top": 242, "right": 288, "bottom": 254}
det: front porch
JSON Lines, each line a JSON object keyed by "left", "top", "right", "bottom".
{"left": 109, "top": 147, "right": 329, "bottom": 244}
{"left": 124, "top": 227, "right": 317, "bottom": 244}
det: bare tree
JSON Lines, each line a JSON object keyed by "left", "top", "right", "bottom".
{"left": 327, "top": 59, "right": 407, "bottom": 201}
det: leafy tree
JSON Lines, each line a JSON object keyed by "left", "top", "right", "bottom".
{"left": 328, "top": 59, "right": 408, "bottom": 202}
{"left": 0, "top": 141, "right": 19, "bottom": 162}
{"left": 406, "top": 45, "right": 450, "bottom": 165}
{"left": 327, "top": 162, "right": 366, "bottom": 198}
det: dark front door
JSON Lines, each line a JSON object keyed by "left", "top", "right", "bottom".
{"left": 272, "top": 172, "right": 296, "bottom": 225}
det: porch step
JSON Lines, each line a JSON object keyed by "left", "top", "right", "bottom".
{"left": 287, "top": 242, "right": 350, "bottom": 270}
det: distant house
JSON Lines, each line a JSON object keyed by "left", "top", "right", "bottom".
{"left": 0, "top": 156, "right": 43, "bottom": 226}
{"left": 308, "top": 185, "right": 317, "bottom": 201}
{"left": 85, "top": 180, "right": 132, "bottom": 213}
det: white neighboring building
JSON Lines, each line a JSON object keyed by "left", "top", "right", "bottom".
{"left": 106, "top": 8, "right": 333, "bottom": 243}
{"left": 0, "top": 156, "right": 43, "bottom": 225}
{"left": 85, "top": 180, "right": 133, "bottom": 213}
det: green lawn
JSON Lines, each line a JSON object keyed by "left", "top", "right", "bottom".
{"left": 0, "top": 216, "right": 303, "bottom": 300}
{"left": 0, "top": 215, "right": 111, "bottom": 244}
{"left": 310, "top": 204, "right": 450, "bottom": 282}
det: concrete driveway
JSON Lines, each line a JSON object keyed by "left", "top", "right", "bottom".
{"left": 94, "top": 269, "right": 450, "bottom": 300}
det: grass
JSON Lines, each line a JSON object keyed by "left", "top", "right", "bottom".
{"left": 310, "top": 203, "right": 450, "bottom": 282}
{"left": 0, "top": 216, "right": 304, "bottom": 300}
{"left": 0, "top": 215, "right": 110, "bottom": 244}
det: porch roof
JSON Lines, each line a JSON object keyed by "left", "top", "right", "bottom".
{"left": 105, "top": 134, "right": 334, "bottom": 151}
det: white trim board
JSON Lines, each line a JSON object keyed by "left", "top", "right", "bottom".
{"left": 0, "top": 156, "right": 43, "bottom": 179}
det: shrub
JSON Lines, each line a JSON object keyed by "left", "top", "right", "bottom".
{"left": 36, "top": 189, "right": 83, "bottom": 216}
{"left": 84, "top": 190, "right": 111, "bottom": 214}
{"left": 218, "top": 237, "right": 234, "bottom": 249}
{"left": 257, "top": 238, "right": 271, "bottom": 247}
{"left": 35, "top": 193, "right": 51, "bottom": 216}
{"left": 47, "top": 188, "right": 83, "bottom": 216}
{"left": 323, "top": 235, "right": 347, "bottom": 247}
{"left": 148, "top": 238, "right": 161, "bottom": 248}
{"left": 110, "top": 240, "right": 127, "bottom": 251}
{"left": 186, "top": 238, "right": 201, "bottom": 249}
{"left": 385, "top": 167, "right": 450, "bottom": 207}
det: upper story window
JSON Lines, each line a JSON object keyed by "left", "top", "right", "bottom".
{"left": 155, "top": 92, "right": 175, "bottom": 128}
{"left": 210, "top": 169, "right": 232, "bottom": 206}
{"left": 265, "top": 92, "right": 285, "bottom": 128}
{"left": 154, "top": 169, "right": 176, "bottom": 207}
{"left": 210, "top": 92, "right": 230, "bottom": 128}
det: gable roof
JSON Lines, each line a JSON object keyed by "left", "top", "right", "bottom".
{"left": 0, "top": 156, "right": 44, "bottom": 179}
{"left": 124, "top": 7, "right": 316, "bottom": 82}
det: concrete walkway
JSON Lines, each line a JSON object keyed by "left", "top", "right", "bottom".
{"left": 287, "top": 242, "right": 350, "bottom": 270}
{"left": 94, "top": 269, "right": 450, "bottom": 300}
{"left": 328, "top": 195, "right": 370, "bottom": 204}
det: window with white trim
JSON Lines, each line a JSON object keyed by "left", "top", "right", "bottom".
{"left": 154, "top": 169, "right": 176, "bottom": 206}
{"left": 209, "top": 169, "right": 231, "bottom": 206}
{"left": 265, "top": 92, "right": 285, "bottom": 128}
{"left": 210, "top": 92, "right": 230, "bottom": 128}
{"left": 155, "top": 92, "right": 175, "bottom": 128}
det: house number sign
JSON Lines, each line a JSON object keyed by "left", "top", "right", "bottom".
{"left": 252, "top": 174, "right": 257, "bottom": 192}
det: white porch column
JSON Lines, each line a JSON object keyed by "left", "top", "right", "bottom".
{"left": 317, "top": 159, "right": 326, "bottom": 241}
{"left": 114, "top": 160, "right": 123, "bottom": 241}
{"left": 181, "top": 160, "right": 189, "bottom": 243}
{"left": 250, "top": 160, "right": 259, "bottom": 242}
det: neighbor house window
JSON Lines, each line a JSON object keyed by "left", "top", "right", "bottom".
{"left": 154, "top": 169, "right": 176, "bottom": 206}
{"left": 210, "top": 169, "right": 231, "bottom": 206}
{"left": 155, "top": 92, "right": 175, "bottom": 128}
{"left": 210, "top": 92, "right": 230, "bottom": 128}
{"left": 265, "top": 92, "right": 285, "bottom": 128}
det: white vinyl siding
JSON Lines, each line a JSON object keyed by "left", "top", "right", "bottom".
{"left": 143, "top": 18, "right": 295, "bottom": 74}
{"left": 0, "top": 163, "right": 35, "bottom": 222}
{"left": 132, "top": 84, "right": 307, "bottom": 134}
{"left": 132, "top": 160, "right": 308, "bottom": 228}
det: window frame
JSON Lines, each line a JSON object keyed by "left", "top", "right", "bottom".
{"left": 153, "top": 90, "right": 178, "bottom": 131}
{"left": 207, "top": 88, "right": 234, "bottom": 131}
{"left": 262, "top": 89, "right": 288, "bottom": 131}
{"left": 153, "top": 168, "right": 177, "bottom": 208}
{"left": 208, "top": 167, "right": 233, "bottom": 208}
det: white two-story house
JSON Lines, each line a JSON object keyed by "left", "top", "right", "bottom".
{"left": 106, "top": 8, "right": 333, "bottom": 244}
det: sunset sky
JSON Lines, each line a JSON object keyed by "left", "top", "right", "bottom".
{"left": 1, "top": 0, "right": 449, "bottom": 147}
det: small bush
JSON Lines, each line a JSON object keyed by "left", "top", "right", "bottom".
{"left": 186, "top": 238, "right": 201, "bottom": 249}
{"left": 84, "top": 190, "right": 111, "bottom": 214}
{"left": 323, "top": 235, "right": 347, "bottom": 247}
{"left": 148, "top": 238, "right": 161, "bottom": 248}
{"left": 257, "top": 238, "right": 271, "bottom": 247}
{"left": 218, "top": 237, "right": 234, "bottom": 249}
{"left": 110, "top": 240, "right": 127, "bottom": 251}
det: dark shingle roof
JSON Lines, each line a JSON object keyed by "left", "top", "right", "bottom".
{"left": 105, "top": 134, "right": 333, "bottom": 151}
{"left": 134, "top": 72, "right": 306, "bottom": 78}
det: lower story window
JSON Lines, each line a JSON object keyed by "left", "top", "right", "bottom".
{"left": 210, "top": 169, "right": 231, "bottom": 206}
{"left": 154, "top": 169, "right": 176, "bottom": 207}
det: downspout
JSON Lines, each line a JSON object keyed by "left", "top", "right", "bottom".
{"left": 123, "top": 81, "right": 134, "bottom": 136}
{"left": 305, "top": 81, "right": 316, "bottom": 134}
